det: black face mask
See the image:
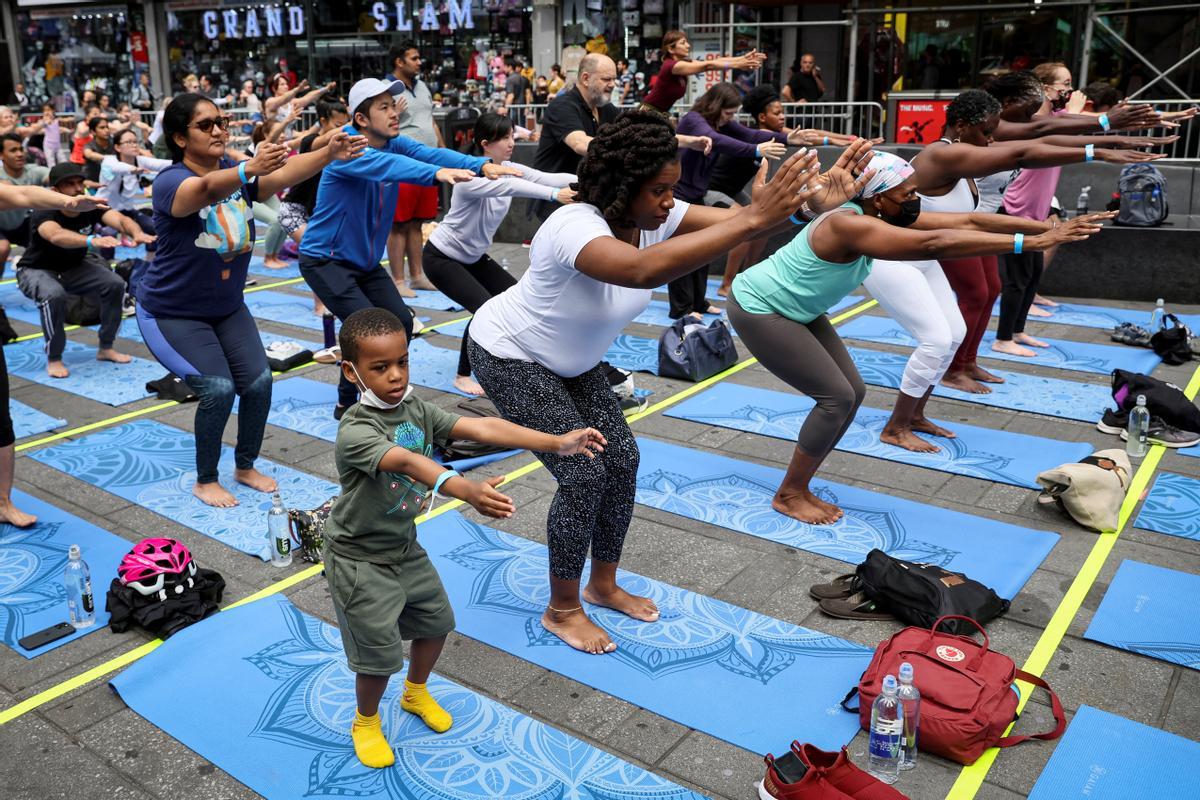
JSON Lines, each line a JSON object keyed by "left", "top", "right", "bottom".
{"left": 881, "top": 197, "right": 921, "bottom": 227}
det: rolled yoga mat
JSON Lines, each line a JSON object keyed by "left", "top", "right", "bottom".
{"left": 1132, "top": 472, "right": 1200, "bottom": 543}
{"left": 665, "top": 382, "right": 1094, "bottom": 489}
{"left": 1083, "top": 559, "right": 1200, "bottom": 670}
{"left": 0, "top": 490, "right": 130, "bottom": 658}
{"left": 634, "top": 438, "right": 1059, "bottom": 599}
{"left": 109, "top": 595, "right": 706, "bottom": 800}
{"left": 840, "top": 314, "right": 1163, "bottom": 376}
{"left": 29, "top": 420, "right": 337, "bottom": 561}
{"left": 1027, "top": 705, "right": 1200, "bottom": 800}
{"left": 422, "top": 511, "right": 870, "bottom": 754}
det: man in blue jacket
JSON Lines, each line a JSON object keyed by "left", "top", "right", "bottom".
{"left": 300, "top": 78, "right": 519, "bottom": 417}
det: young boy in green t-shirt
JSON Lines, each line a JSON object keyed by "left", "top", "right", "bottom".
{"left": 326, "top": 307, "right": 606, "bottom": 769}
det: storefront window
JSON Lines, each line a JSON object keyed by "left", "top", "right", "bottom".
{"left": 15, "top": 4, "right": 147, "bottom": 113}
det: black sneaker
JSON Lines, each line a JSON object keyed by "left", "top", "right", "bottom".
{"left": 1120, "top": 417, "right": 1200, "bottom": 448}
{"left": 333, "top": 404, "right": 347, "bottom": 421}
{"left": 1096, "top": 408, "right": 1128, "bottom": 435}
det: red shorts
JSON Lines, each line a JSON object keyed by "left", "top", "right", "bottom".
{"left": 394, "top": 183, "right": 439, "bottom": 223}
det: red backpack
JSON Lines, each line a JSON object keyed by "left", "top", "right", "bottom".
{"left": 844, "top": 615, "right": 1065, "bottom": 765}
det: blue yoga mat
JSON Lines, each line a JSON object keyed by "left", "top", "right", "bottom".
{"left": 110, "top": 595, "right": 705, "bottom": 800}
{"left": 604, "top": 334, "right": 662, "bottom": 375}
{"left": 1133, "top": 472, "right": 1200, "bottom": 542}
{"left": 409, "top": 338, "right": 473, "bottom": 396}
{"left": 246, "top": 256, "right": 302, "bottom": 280}
{"left": 635, "top": 438, "right": 1058, "bottom": 599}
{"left": 633, "top": 299, "right": 733, "bottom": 330}
{"left": 243, "top": 289, "right": 324, "bottom": 331}
{"left": 666, "top": 383, "right": 1093, "bottom": 489}
{"left": 12, "top": 400, "right": 66, "bottom": 439}
{"left": 840, "top": 315, "right": 1162, "bottom": 376}
{"left": 992, "top": 300, "right": 1200, "bottom": 332}
{"left": 424, "top": 511, "right": 869, "bottom": 753}
{"left": 5, "top": 339, "right": 162, "bottom": 405}
{"left": 0, "top": 281, "right": 41, "bottom": 326}
{"left": 30, "top": 420, "right": 337, "bottom": 561}
{"left": 850, "top": 347, "right": 1111, "bottom": 422}
{"left": 1084, "top": 560, "right": 1200, "bottom": 670}
{"left": 1, "top": 490, "right": 130, "bottom": 658}
{"left": 1028, "top": 705, "right": 1200, "bottom": 800}
{"left": 425, "top": 316, "right": 470, "bottom": 338}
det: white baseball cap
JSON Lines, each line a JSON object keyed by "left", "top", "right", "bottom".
{"left": 347, "top": 78, "right": 406, "bottom": 118}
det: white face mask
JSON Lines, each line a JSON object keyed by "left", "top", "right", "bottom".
{"left": 349, "top": 363, "right": 412, "bottom": 410}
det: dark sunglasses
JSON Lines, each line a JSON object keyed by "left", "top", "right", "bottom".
{"left": 191, "top": 116, "right": 230, "bottom": 133}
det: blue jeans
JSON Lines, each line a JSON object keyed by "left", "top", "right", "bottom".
{"left": 136, "top": 302, "right": 272, "bottom": 483}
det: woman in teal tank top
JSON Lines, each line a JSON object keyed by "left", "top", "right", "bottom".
{"left": 728, "top": 151, "right": 1107, "bottom": 525}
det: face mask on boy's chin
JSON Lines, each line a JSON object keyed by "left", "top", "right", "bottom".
{"left": 348, "top": 363, "right": 413, "bottom": 410}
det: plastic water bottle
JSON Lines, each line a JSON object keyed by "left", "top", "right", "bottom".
{"left": 1149, "top": 298, "right": 1165, "bottom": 331}
{"left": 1075, "top": 185, "right": 1091, "bottom": 216}
{"left": 897, "top": 662, "right": 921, "bottom": 770}
{"left": 64, "top": 544, "right": 96, "bottom": 629}
{"left": 868, "top": 674, "right": 904, "bottom": 784}
{"left": 1127, "top": 395, "right": 1151, "bottom": 457}
{"left": 268, "top": 493, "right": 292, "bottom": 567}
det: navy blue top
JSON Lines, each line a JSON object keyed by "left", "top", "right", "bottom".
{"left": 139, "top": 159, "right": 259, "bottom": 318}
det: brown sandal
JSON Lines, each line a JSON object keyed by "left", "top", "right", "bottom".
{"left": 818, "top": 591, "right": 894, "bottom": 621}
{"left": 808, "top": 574, "right": 861, "bottom": 601}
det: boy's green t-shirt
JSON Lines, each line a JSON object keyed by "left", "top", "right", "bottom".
{"left": 324, "top": 397, "right": 461, "bottom": 564}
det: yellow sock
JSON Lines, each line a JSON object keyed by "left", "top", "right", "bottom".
{"left": 400, "top": 679, "right": 453, "bottom": 733}
{"left": 350, "top": 711, "right": 395, "bottom": 768}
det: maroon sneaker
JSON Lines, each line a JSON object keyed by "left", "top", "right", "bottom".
{"left": 792, "top": 743, "right": 909, "bottom": 800}
{"left": 758, "top": 750, "right": 856, "bottom": 800}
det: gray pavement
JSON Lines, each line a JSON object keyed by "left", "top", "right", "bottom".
{"left": 2, "top": 241, "right": 1198, "bottom": 800}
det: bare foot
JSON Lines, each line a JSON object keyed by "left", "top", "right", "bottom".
{"left": 704, "top": 305, "right": 722, "bottom": 315}
{"left": 1027, "top": 305, "right": 1053, "bottom": 318}
{"left": 0, "top": 500, "right": 38, "bottom": 528}
{"left": 193, "top": 481, "right": 238, "bottom": 508}
{"left": 409, "top": 276, "right": 437, "bottom": 291}
{"left": 970, "top": 364, "right": 1005, "bottom": 384}
{"left": 541, "top": 608, "right": 616, "bottom": 655}
{"left": 809, "top": 493, "right": 845, "bottom": 519}
{"left": 394, "top": 281, "right": 416, "bottom": 298}
{"left": 453, "top": 375, "right": 486, "bottom": 397}
{"left": 880, "top": 426, "right": 939, "bottom": 453}
{"left": 1014, "top": 332, "right": 1050, "bottom": 348}
{"left": 96, "top": 348, "right": 132, "bottom": 364}
{"left": 941, "top": 371, "right": 991, "bottom": 394}
{"left": 772, "top": 490, "right": 842, "bottom": 525}
{"left": 716, "top": 284, "right": 731, "bottom": 298}
{"left": 582, "top": 583, "right": 659, "bottom": 622}
{"left": 47, "top": 360, "right": 69, "bottom": 379}
{"left": 1033, "top": 294, "right": 1058, "bottom": 307}
{"left": 912, "top": 417, "right": 957, "bottom": 438}
{"left": 992, "top": 339, "right": 1037, "bottom": 357}
{"left": 314, "top": 302, "right": 328, "bottom": 316}
{"left": 235, "top": 467, "right": 278, "bottom": 493}
{"left": 262, "top": 255, "right": 288, "bottom": 270}
{"left": 686, "top": 312, "right": 704, "bottom": 322}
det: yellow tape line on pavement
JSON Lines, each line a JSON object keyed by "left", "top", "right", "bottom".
{"left": 945, "top": 361, "right": 1200, "bottom": 800}
{"left": 0, "top": 296, "right": 878, "bottom": 726}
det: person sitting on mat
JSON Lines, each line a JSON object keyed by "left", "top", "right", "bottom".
{"left": 326, "top": 307, "right": 605, "bottom": 769}
{"left": 16, "top": 162, "right": 154, "bottom": 378}
{"left": 727, "top": 151, "right": 1107, "bottom": 524}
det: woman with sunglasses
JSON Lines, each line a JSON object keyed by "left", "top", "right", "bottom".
{"left": 96, "top": 128, "right": 171, "bottom": 295}
{"left": 138, "top": 94, "right": 366, "bottom": 508}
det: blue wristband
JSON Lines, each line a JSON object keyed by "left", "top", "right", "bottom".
{"left": 1013, "top": 233, "right": 1024, "bottom": 255}
{"left": 789, "top": 213, "right": 805, "bottom": 226}
{"left": 1085, "top": 143, "right": 1095, "bottom": 162}
{"left": 85, "top": 235, "right": 95, "bottom": 249}
{"left": 823, "top": 136, "right": 830, "bottom": 146}
{"left": 237, "top": 161, "right": 249, "bottom": 184}
{"left": 1098, "top": 113, "right": 1110, "bottom": 131}
{"left": 432, "top": 469, "right": 459, "bottom": 498}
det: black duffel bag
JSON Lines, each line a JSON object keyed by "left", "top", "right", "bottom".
{"left": 1112, "top": 368, "right": 1200, "bottom": 433}
{"left": 1149, "top": 313, "right": 1193, "bottom": 365}
{"left": 855, "top": 549, "right": 1010, "bottom": 634}
{"left": 657, "top": 317, "right": 738, "bottom": 382}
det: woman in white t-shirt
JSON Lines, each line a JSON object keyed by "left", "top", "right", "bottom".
{"left": 468, "top": 111, "right": 870, "bottom": 655}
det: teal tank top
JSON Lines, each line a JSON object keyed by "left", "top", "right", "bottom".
{"left": 731, "top": 204, "right": 873, "bottom": 324}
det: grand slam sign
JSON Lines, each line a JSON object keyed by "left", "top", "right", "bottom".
{"left": 201, "top": 0, "right": 474, "bottom": 40}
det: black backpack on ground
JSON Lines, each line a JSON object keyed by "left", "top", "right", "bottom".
{"left": 855, "top": 549, "right": 1010, "bottom": 635}
{"left": 438, "top": 398, "right": 512, "bottom": 462}
{"left": 1116, "top": 164, "right": 1168, "bottom": 227}
{"left": 65, "top": 294, "right": 102, "bottom": 326}
{"left": 1111, "top": 369, "right": 1200, "bottom": 433}
{"left": 1149, "top": 313, "right": 1193, "bottom": 365}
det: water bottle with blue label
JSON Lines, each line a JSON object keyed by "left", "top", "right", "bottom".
{"left": 897, "top": 662, "right": 921, "bottom": 770}
{"left": 64, "top": 544, "right": 96, "bottom": 629}
{"left": 868, "top": 674, "right": 904, "bottom": 784}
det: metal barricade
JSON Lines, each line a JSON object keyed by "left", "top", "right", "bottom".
{"left": 777, "top": 102, "right": 885, "bottom": 140}
{"left": 1122, "top": 99, "right": 1200, "bottom": 161}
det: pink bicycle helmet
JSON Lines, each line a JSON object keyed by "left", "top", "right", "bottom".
{"left": 118, "top": 538, "right": 198, "bottom": 598}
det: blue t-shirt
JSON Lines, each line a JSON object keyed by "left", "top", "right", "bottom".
{"left": 138, "top": 159, "right": 259, "bottom": 318}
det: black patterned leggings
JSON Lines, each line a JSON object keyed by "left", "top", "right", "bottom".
{"left": 468, "top": 338, "right": 639, "bottom": 581}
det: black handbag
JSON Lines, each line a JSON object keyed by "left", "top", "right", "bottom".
{"left": 1150, "top": 313, "right": 1193, "bottom": 365}
{"left": 855, "top": 549, "right": 1010, "bottom": 634}
{"left": 657, "top": 317, "right": 738, "bottom": 382}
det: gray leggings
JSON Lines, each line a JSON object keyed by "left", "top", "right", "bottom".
{"left": 727, "top": 294, "right": 866, "bottom": 457}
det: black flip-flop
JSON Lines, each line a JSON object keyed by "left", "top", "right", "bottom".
{"left": 808, "top": 573, "right": 860, "bottom": 601}
{"left": 818, "top": 591, "right": 894, "bottom": 621}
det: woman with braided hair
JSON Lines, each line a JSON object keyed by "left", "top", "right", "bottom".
{"left": 903, "top": 88, "right": 1165, "bottom": 394}
{"left": 468, "top": 111, "right": 873, "bottom": 655}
